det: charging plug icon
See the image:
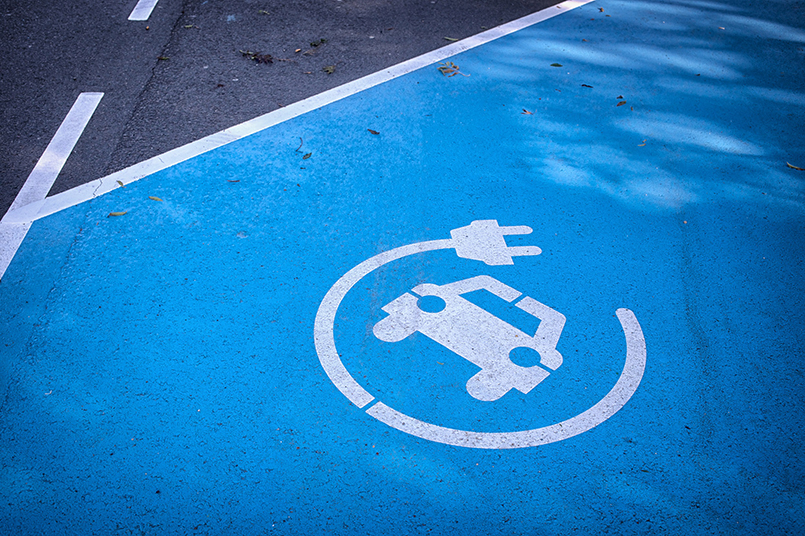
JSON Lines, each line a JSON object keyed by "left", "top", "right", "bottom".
{"left": 450, "top": 220, "right": 542, "bottom": 266}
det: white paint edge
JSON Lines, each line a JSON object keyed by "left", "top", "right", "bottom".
{"left": 0, "top": 222, "right": 31, "bottom": 282}
{"left": 128, "top": 0, "right": 159, "bottom": 21}
{"left": 0, "top": 92, "right": 103, "bottom": 279}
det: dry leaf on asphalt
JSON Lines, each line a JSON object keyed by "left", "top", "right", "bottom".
{"left": 240, "top": 50, "right": 274, "bottom": 63}
{"left": 108, "top": 211, "right": 127, "bottom": 217}
{"left": 787, "top": 162, "right": 804, "bottom": 170}
{"left": 149, "top": 196, "right": 163, "bottom": 202}
{"left": 437, "top": 61, "right": 469, "bottom": 77}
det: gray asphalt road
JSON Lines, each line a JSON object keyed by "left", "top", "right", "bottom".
{"left": 1, "top": 0, "right": 560, "bottom": 216}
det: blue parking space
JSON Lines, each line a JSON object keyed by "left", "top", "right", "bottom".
{"left": 2, "top": 0, "right": 804, "bottom": 534}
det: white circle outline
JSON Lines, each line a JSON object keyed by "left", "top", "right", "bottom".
{"left": 314, "top": 238, "right": 647, "bottom": 449}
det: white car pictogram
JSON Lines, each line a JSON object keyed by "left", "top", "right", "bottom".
{"left": 373, "top": 275, "right": 566, "bottom": 402}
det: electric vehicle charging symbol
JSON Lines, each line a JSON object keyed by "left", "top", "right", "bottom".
{"left": 373, "top": 276, "right": 566, "bottom": 402}
{"left": 314, "top": 220, "right": 647, "bottom": 449}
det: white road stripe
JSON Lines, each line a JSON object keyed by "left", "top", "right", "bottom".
{"left": 0, "top": 0, "right": 594, "bottom": 279}
{"left": 6, "top": 93, "right": 103, "bottom": 214}
{"left": 128, "top": 0, "right": 159, "bottom": 21}
{"left": 4, "top": 0, "right": 593, "bottom": 227}
{"left": 0, "top": 92, "right": 103, "bottom": 279}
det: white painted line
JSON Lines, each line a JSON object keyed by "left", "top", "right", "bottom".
{"left": 128, "top": 0, "right": 159, "bottom": 21}
{"left": 0, "top": 92, "right": 103, "bottom": 279}
{"left": 6, "top": 93, "right": 104, "bottom": 215}
{"left": 3, "top": 0, "right": 593, "bottom": 229}
{"left": 0, "top": 0, "right": 593, "bottom": 279}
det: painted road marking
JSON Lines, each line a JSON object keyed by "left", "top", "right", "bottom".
{"left": 0, "top": 0, "right": 594, "bottom": 231}
{"left": 314, "top": 221, "right": 646, "bottom": 448}
{"left": 128, "top": 0, "right": 159, "bottom": 21}
{"left": 5, "top": 93, "right": 104, "bottom": 214}
{"left": 0, "top": 92, "right": 103, "bottom": 279}
{"left": 1, "top": 0, "right": 802, "bottom": 531}
{"left": 366, "top": 309, "right": 646, "bottom": 449}
{"left": 374, "top": 276, "right": 566, "bottom": 402}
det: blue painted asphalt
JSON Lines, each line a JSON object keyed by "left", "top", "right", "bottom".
{"left": 2, "top": 0, "right": 804, "bottom": 534}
